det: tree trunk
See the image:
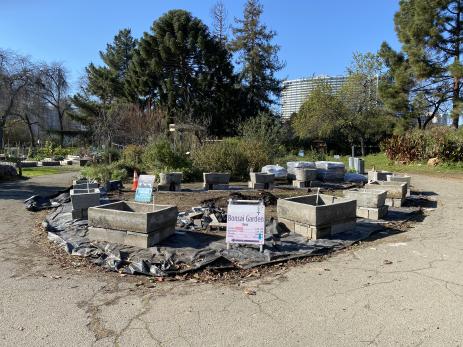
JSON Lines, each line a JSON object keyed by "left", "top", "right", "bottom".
{"left": 58, "top": 111, "right": 65, "bottom": 146}
{"left": 25, "top": 119, "right": 36, "bottom": 147}
{"left": 0, "top": 123, "right": 4, "bottom": 150}
{"left": 360, "top": 137, "right": 365, "bottom": 157}
{"left": 452, "top": 2, "right": 462, "bottom": 129}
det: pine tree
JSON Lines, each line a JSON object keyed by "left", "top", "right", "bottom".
{"left": 394, "top": 0, "right": 463, "bottom": 128}
{"left": 127, "top": 9, "right": 240, "bottom": 135}
{"left": 211, "top": 1, "right": 229, "bottom": 46}
{"left": 230, "top": 0, "right": 284, "bottom": 117}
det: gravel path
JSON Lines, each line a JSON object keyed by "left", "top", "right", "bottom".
{"left": 0, "top": 173, "right": 462, "bottom": 346}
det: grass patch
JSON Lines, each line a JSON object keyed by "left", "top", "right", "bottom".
{"left": 21, "top": 166, "right": 79, "bottom": 177}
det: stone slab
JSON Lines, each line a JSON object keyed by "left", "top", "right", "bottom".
{"left": 385, "top": 197, "right": 404, "bottom": 207}
{"left": 250, "top": 172, "right": 275, "bottom": 184}
{"left": 368, "top": 170, "right": 392, "bottom": 181}
{"left": 40, "top": 161, "right": 60, "bottom": 166}
{"left": 364, "top": 181, "right": 407, "bottom": 200}
{"left": 203, "top": 172, "right": 230, "bottom": 185}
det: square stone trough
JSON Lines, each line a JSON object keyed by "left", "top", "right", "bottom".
{"left": 387, "top": 174, "right": 412, "bottom": 196}
{"left": 364, "top": 181, "right": 407, "bottom": 207}
{"left": 344, "top": 188, "right": 388, "bottom": 220}
{"left": 70, "top": 188, "right": 101, "bottom": 219}
{"left": 248, "top": 172, "right": 275, "bottom": 189}
{"left": 203, "top": 172, "right": 230, "bottom": 190}
{"left": 88, "top": 201, "right": 178, "bottom": 248}
{"left": 277, "top": 194, "right": 357, "bottom": 240}
{"left": 73, "top": 179, "right": 99, "bottom": 190}
{"left": 158, "top": 172, "right": 182, "bottom": 191}
{"left": 367, "top": 170, "right": 392, "bottom": 182}
{"left": 293, "top": 168, "right": 318, "bottom": 188}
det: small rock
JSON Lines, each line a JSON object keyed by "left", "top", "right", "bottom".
{"left": 383, "top": 260, "right": 393, "bottom": 265}
{"left": 427, "top": 157, "right": 440, "bottom": 166}
{"left": 244, "top": 288, "right": 257, "bottom": 296}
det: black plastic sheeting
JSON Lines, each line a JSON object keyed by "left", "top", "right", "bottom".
{"left": 34, "top": 192, "right": 394, "bottom": 277}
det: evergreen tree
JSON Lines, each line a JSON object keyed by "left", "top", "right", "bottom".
{"left": 230, "top": 0, "right": 284, "bottom": 117}
{"left": 211, "top": 1, "right": 229, "bottom": 46}
{"left": 393, "top": 0, "right": 463, "bottom": 128}
{"left": 379, "top": 42, "right": 446, "bottom": 130}
{"left": 127, "top": 9, "right": 239, "bottom": 136}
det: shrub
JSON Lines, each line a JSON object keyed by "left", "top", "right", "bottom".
{"left": 142, "top": 138, "right": 190, "bottom": 171}
{"left": 192, "top": 139, "right": 250, "bottom": 180}
{"left": 122, "top": 145, "right": 145, "bottom": 168}
{"left": 382, "top": 127, "right": 463, "bottom": 163}
{"left": 81, "top": 163, "right": 127, "bottom": 183}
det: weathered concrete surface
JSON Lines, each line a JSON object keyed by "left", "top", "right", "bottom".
{"left": 249, "top": 172, "right": 274, "bottom": 184}
{"left": 367, "top": 170, "right": 392, "bottom": 182}
{"left": 365, "top": 181, "right": 407, "bottom": 200}
{"left": 89, "top": 201, "right": 177, "bottom": 234}
{"left": 70, "top": 188, "right": 100, "bottom": 210}
{"left": 1, "top": 172, "right": 463, "bottom": 346}
{"left": 294, "top": 168, "right": 317, "bottom": 182}
{"left": 344, "top": 188, "right": 386, "bottom": 208}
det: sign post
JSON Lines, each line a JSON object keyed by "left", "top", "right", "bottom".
{"left": 134, "top": 175, "right": 155, "bottom": 203}
{"left": 226, "top": 199, "right": 265, "bottom": 252}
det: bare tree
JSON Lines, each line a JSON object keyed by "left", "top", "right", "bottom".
{"left": 0, "top": 49, "right": 33, "bottom": 149}
{"left": 211, "top": 1, "right": 229, "bottom": 45}
{"left": 36, "top": 62, "right": 71, "bottom": 146}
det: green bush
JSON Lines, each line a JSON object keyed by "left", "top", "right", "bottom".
{"left": 192, "top": 139, "right": 249, "bottom": 180}
{"left": 81, "top": 163, "right": 127, "bottom": 183}
{"left": 122, "top": 145, "right": 145, "bottom": 168}
{"left": 142, "top": 138, "right": 190, "bottom": 171}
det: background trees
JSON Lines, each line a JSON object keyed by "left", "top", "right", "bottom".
{"left": 230, "top": 0, "right": 284, "bottom": 118}
{"left": 380, "top": 0, "right": 463, "bottom": 129}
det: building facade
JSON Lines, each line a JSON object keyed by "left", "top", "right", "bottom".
{"left": 281, "top": 75, "right": 348, "bottom": 119}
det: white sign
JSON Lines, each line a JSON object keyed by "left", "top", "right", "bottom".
{"left": 226, "top": 200, "right": 265, "bottom": 245}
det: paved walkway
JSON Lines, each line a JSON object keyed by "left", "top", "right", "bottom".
{"left": 0, "top": 173, "right": 462, "bottom": 346}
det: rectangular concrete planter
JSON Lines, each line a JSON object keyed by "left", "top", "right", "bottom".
{"left": 159, "top": 172, "right": 183, "bottom": 191}
{"left": 364, "top": 181, "right": 407, "bottom": 207}
{"left": 203, "top": 172, "right": 230, "bottom": 190}
{"left": 250, "top": 172, "right": 274, "bottom": 184}
{"left": 343, "top": 188, "right": 386, "bottom": 208}
{"left": 73, "top": 179, "right": 99, "bottom": 190}
{"left": 88, "top": 201, "right": 178, "bottom": 247}
{"left": 20, "top": 161, "right": 38, "bottom": 168}
{"left": 40, "top": 160, "right": 60, "bottom": 166}
{"left": 367, "top": 170, "right": 392, "bottom": 182}
{"left": 70, "top": 188, "right": 101, "bottom": 210}
{"left": 277, "top": 194, "right": 356, "bottom": 239}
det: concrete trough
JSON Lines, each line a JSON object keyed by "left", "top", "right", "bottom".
{"left": 40, "top": 160, "right": 60, "bottom": 166}
{"left": 158, "top": 172, "right": 182, "bottom": 191}
{"left": 88, "top": 201, "right": 178, "bottom": 248}
{"left": 203, "top": 172, "right": 230, "bottom": 190}
{"left": 73, "top": 179, "right": 99, "bottom": 190}
{"left": 248, "top": 172, "right": 275, "bottom": 189}
{"left": 387, "top": 174, "right": 411, "bottom": 196}
{"left": 367, "top": 170, "right": 392, "bottom": 182}
{"left": 19, "top": 161, "right": 38, "bottom": 168}
{"left": 344, "top": 188, "right": 388, "bottom": 220}
{"left": 277, "top": 194, "right": 356, "bottom": 239}
{"left": 364, "top": 181, "right": 407, "bottom": 207}
{"left": 70, "top": 188, "right": 101, "bottom": 219}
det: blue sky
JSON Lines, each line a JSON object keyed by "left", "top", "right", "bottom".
{"left": 0, "top": 0, "right": 400, "bottom": 90}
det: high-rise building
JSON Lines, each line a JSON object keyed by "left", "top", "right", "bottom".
{"left": 281, "top": 75, "right": 348, "bottom": 119}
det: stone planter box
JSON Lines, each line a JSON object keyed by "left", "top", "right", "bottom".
{"left": 60, "top": 160, "right": 73, "bottom": 165}
{"left": 158, "top": 172, "right": 182, "bottom": 191}
{"left": 364, "top": 181, "right": 407, "bottom": 207}
{"left": 344, "top": 188, "right": 388, "bottom": 220}
{"left": 367, "top": 170, "right": 392, "bottom": 182}
{"left": 344, "top": 188, "right": 386, "bottom": 208}
{"left": 40, "top": 160, "right": 60, "bottom": 166}
{"left": 203, "top": 172, "right": 230, "bottom": 190}
{"left": 277, "top": 194, "right": 356, "bottom": 239}
{"left": 387, "top": 174, "right": 411, "bottom": 196}
{"left": 19, "top": 161, "right": 38, "bottom": 168}
{"left": 88, "top": 201, "right": 178, "bottom": 248}
{"left": 248, "top": 172, "right": 275, "bottom": 190}
{"left": 73, "top": 179, "right": 99, "bottom": 190}
{"left": 70, "top": 188, "right": 101, "bottom": 219}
